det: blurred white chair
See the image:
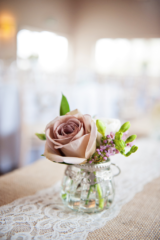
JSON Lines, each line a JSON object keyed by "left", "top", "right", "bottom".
{"left": 0, "top": 84, "right": 21, "bottom": 174}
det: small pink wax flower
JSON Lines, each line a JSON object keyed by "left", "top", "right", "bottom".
{"left": 122, "top": 130, "right": 129, "bottom": 141}
{"left": 110, "top": 132, "right": 115, "bottom": 139}
{"left": 127, "top": 141, "right": 135, "bottom": 147}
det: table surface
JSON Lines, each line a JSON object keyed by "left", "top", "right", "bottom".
{"left": 0, "top": 159, "right": 160, "bottom": 239}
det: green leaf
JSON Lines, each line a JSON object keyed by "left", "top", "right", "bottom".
{"left": 60, "top": 94, "right": 70, "bottom": 116}
{"left": 35, "top": 133, "right": 46, "bottom": 140}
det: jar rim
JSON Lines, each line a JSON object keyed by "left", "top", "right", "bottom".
{"left": 74, "top": 159, "right": 111, "bottom": 172}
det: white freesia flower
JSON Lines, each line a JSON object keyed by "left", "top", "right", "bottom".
{"left": 94, "top": 118, "right": 121, "bottom": 144}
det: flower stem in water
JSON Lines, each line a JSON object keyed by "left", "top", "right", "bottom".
{"left": 85, "top": 185, "right": 94, "bottom": 205}
{"left": 96, "top": 183, "right": 104, "bottom": 209}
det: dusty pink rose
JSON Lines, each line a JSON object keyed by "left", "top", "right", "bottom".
{"left": 44, "top": 109, "right": 97, "bottom": 164}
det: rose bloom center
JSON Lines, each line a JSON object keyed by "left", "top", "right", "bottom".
{"left": 58, "top": 122, "right": 79, "bottom": 136}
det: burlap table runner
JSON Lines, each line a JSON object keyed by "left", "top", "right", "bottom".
{"left": 0, "top": 159, "right": 159, "bottom": 239}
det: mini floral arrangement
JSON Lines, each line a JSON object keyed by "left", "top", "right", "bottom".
{"left": 36, "top": 94, "right": 138, "bottom": 165}
{"left": 36, "top": 94, "right": 138, "bottom": 212}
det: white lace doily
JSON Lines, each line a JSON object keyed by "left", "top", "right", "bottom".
{"left": 0, "top": 139, "right": 160, "bottom": 240}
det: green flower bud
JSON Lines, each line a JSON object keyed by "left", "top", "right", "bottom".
{"left": 119, "top": 121, "right": 131, "bottom": 133}
{"left": 120, "top": 149, "right": 125, "bottom": 155}
{"left": 114, "top": 139, "right": 126, "bottom": 151}
{"left": 96, "top": 119, "right": 106, "bottom": 137}
{"left": 125, "top": 151, "right": 132, "bottom": 157}
{"left": 125, "top": 134, "right": 137, "bottom": 144}
{"left": 115, "top": 131, "right": 123, "bottom": 140}
{"left": 130, "top": 145, "right": 138, "bottom": 153}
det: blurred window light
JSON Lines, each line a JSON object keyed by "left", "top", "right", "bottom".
{"left": 95, "top": 38, "right": 160, "bottom": 77}
{"left": 17, "top": 29, "right": 68, "bottom": 72}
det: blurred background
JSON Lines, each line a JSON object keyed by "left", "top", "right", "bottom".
{"left": 0, "top": 0, "right": 160, "bottom": 174}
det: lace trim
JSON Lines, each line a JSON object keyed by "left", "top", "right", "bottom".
{"left": 0, "top": 139, "right": 160, "bottom": 240}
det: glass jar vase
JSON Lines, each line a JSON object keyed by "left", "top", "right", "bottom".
{"left": 61, "top": 161, "right": 121, "bottom": 213}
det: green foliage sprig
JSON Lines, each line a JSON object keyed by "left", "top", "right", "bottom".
{"left": 114, "top": 122, "right": 138, "bottom": 157}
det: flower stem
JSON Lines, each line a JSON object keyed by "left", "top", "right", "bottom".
{"left": 96, "top": 183, "right": 104, "bottom": 209}
{"left": 61, "top": 193, "right": 67, "bottom": 199}
{"left": 85, "top": 174, "right": 104, "bottom": 210}
{"left": 85, "top": 185, "right": 94, "bottom": 205}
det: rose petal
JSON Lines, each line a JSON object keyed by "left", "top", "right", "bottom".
{"left": 54, "top": 137, "right": 74, "bottom": 144}
{"left": 44, "top": 142, "right": 86, "bottom": 164}
{"left": 44, "top": 142, "right": 62, "bottom": 162}
{"left": 46, "top": 128, "right": 73, "bottom": 146}
{"left": 54, "top": 118, "right": 80, "bottom": 139}
{"left": 71, "top": 123, "right": 84, "bottom": 141}
{"left": 67, "top": 118, "right": 80, "bottom": 126}
{"left": 85, "top": 119, "right": 97, "bottom": 159}
{"left": 56, "top": 123, "right": 75, "bottom": 138}
{"left": 66, "top": 109, "right": 81, "bottom": 116}
{"left": 55, "top": 123, "right": 66, "bottom": 138}
{"left": 62, "top": 125, "right": 75, "bottom": 135}
{"left": 63, "top": 157, "right": 86, "bottom": 164}
{"left": 52, "top": 116, "right": 77, "bottom": 134}
{"left": 55, "top": 134, "right": 90, "bottom": 158}
{"left": 83, "top": 114, "right": 92, "bottom": 134}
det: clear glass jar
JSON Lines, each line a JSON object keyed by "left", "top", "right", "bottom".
{"left": 61, "top": 161, "right": 121, "bottom": 213}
